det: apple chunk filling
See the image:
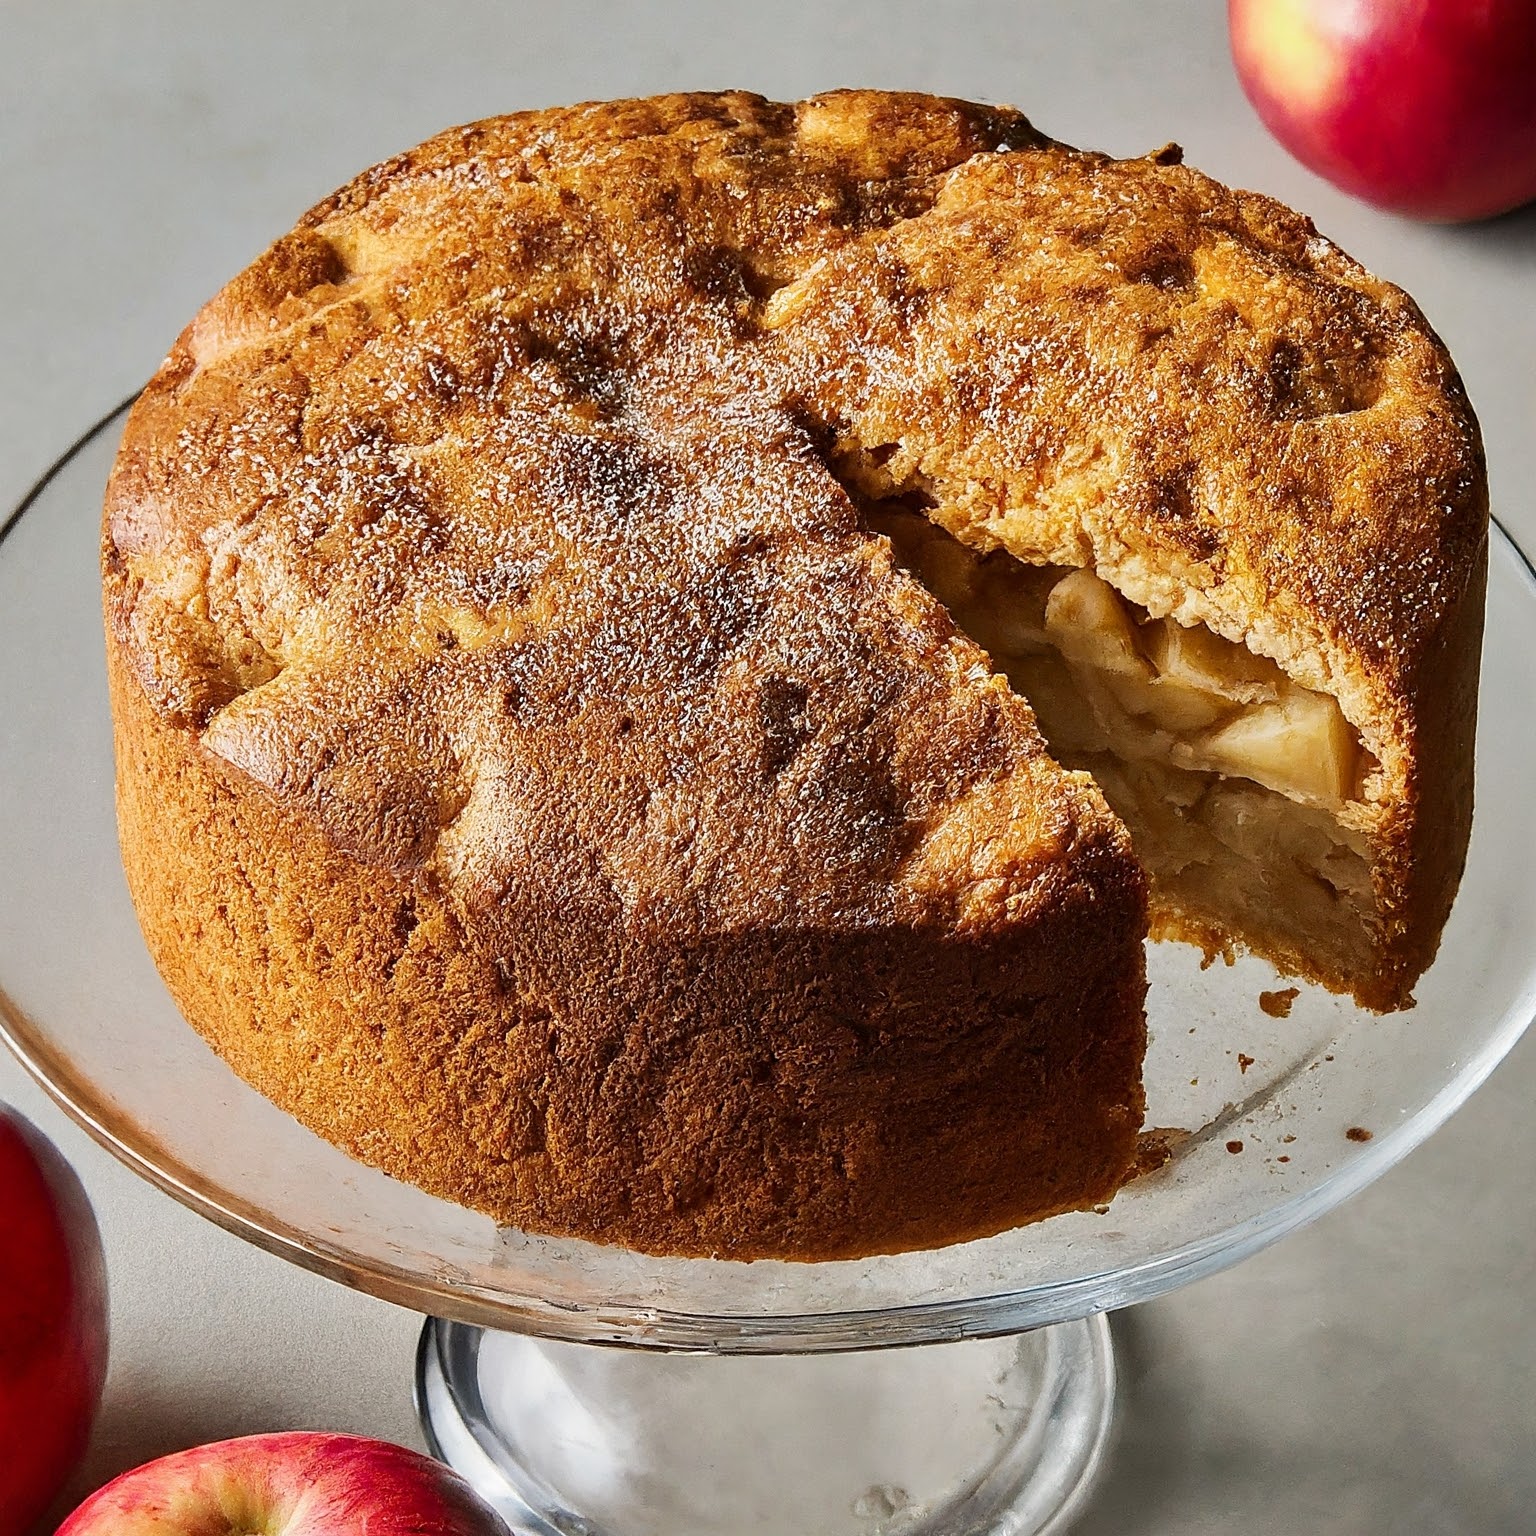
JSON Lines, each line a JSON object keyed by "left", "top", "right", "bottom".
{"left": 871, "top": 504, "right": 1379, "bottom": 980}
{"left": 1038, "top": 566, "right": 1362, "bottom": 809}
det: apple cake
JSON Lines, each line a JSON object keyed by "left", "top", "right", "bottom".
{"left": 103, "top": 91, "right": 1487, "bottom": 1260}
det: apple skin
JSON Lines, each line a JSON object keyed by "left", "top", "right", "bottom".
{"left": 0, "top": 1106, "right": 109, "bottom": 1536}
{"left": 1229, "top": 0, "right": 1536, "bottom": 221}
{"left": 56, "top": 1433, "right": 510, "bottom": 1536}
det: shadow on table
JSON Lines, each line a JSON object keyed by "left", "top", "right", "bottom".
{"left": 1072, "top": 1308, "right": 1528, "bottom": 1536}
{"left": 1436, "top": 198, "right": 1536, "bottom": 257}
{"left": 1419, "top": 198, "right": 1529, "bottom": 264}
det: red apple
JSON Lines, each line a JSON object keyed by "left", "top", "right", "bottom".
{"left": 0, "top": 1105, "right": 109, "bottom": 1536}
{"left": 1229, "top": 0, "right": 1536, "bottom": 221}
{"left": 57, "top": 1433, "right": 509, "bottom": 1536}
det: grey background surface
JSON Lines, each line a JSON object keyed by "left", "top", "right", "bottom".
{"left": 1, "top": 2, "right": 1532, "bottom": 1530}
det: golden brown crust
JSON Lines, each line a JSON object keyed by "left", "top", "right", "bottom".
{"left": 765, "top": 126, "right": 1486, "bottom": 1009}
{"left": 104, "top": 90, "right": 1484, "bottom": 1253}
{"left": 109, "top": 636, "right": 1148, "bottom": 1259}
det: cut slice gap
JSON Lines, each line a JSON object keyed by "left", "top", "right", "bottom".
{"left": 863, "top": 500, "right": 1387, "bottom": 1006}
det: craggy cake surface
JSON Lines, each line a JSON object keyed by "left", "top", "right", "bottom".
{"left": 104, "top": 90, "right": 1485, "bottom": 1256}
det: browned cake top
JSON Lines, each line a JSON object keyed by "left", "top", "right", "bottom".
{"left": 104, "top": 90, "right": 1484, "bottom": 919}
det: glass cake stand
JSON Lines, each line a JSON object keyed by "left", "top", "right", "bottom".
{"left": 4, "top": 405, "right": 1536, "bottom": 1536}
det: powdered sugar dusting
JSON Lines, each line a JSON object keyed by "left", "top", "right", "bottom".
{"left": 103, "top": 90, "right": 1484, "bottom": 932}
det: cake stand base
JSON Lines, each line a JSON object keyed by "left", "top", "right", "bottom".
{"left": 415, "top": 1314, "right": 1114, "bottom": 1536}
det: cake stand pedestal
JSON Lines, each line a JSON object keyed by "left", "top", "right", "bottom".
{"left": 5, "top": 409, "right": 1536, "bottom": 1536}
{"left": 416, "top": 1316, "right": 1113, "bottom": 1536}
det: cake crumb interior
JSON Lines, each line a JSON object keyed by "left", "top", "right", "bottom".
{"left": 866, "top": 501, "right": 1381, "bottom": 985}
